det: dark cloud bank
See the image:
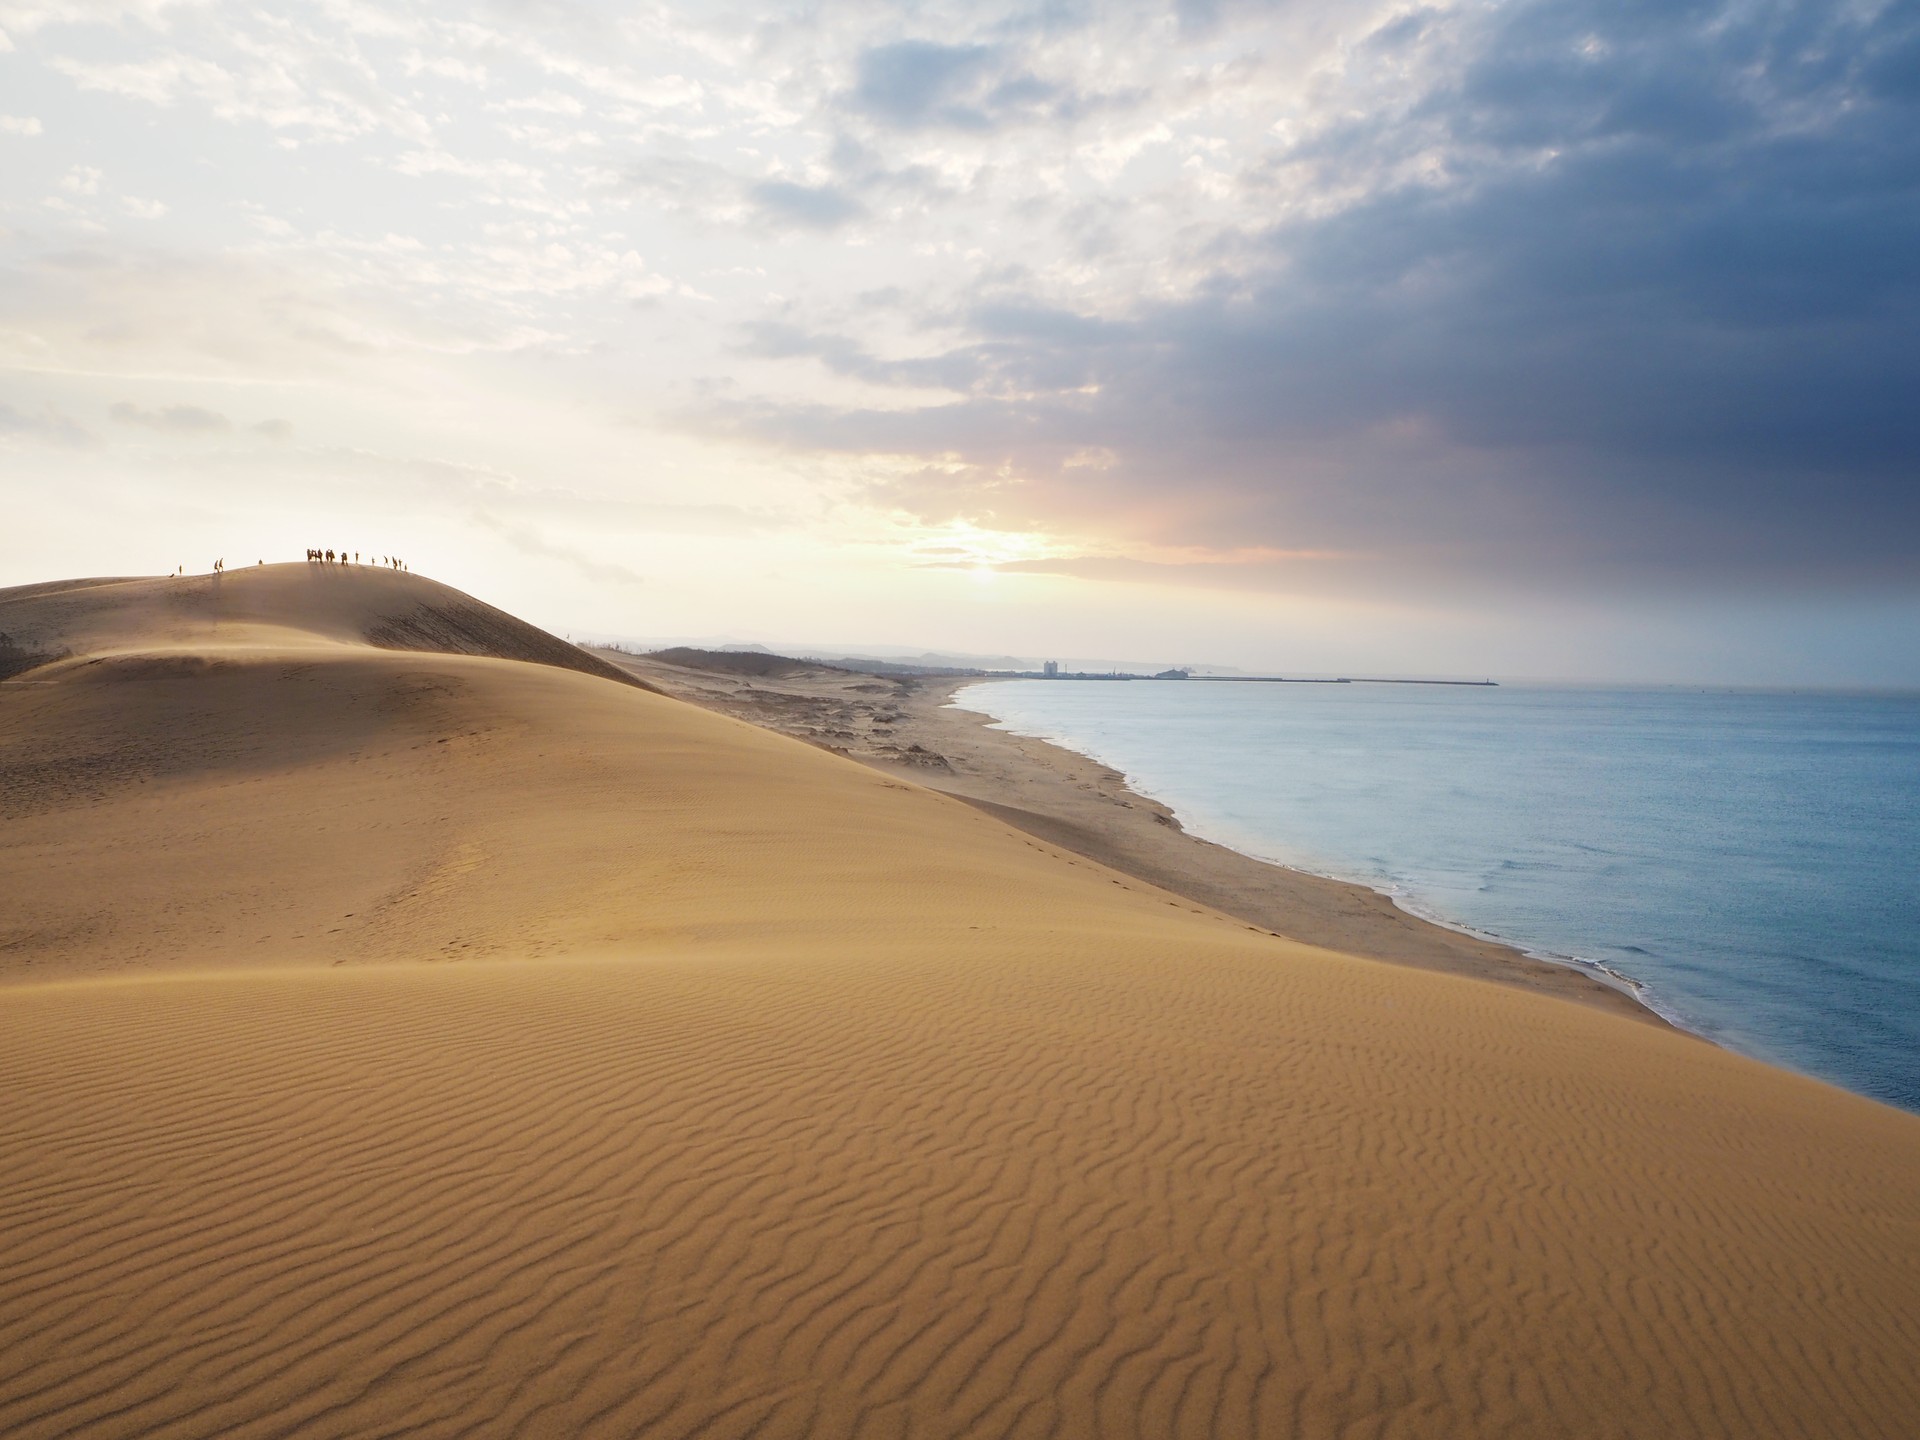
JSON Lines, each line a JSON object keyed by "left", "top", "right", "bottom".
{"left": 732, "top": 0, "right": 1920, "bottom": 596}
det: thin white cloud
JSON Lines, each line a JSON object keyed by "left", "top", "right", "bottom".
{"left": 0, "top": 1, "right": 191, "bottom": 35}
{"left": 0, "top": 114, "right": 40, "bottom": 135}
{"left": 49, "top": 32, "right": 435, "bottom": 145}
{"left": 110, "top": 400, "right": 231, "bottom": 432}
{"left": 50, "top": 53, "right": 228, "bottom": 107}
{"left": 495, "top": 91, "right": 585, "bottom": 117}
{"left": 402, "top": 51, "right": 487, "bottom": 86}
{"left": 471, "top": 509, "right": 645, "bottom": 586}
{"left": 0, "top": 400, "right": 90, "bottom": 446}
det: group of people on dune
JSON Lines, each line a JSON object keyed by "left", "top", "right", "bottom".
{"left": 305, "top": 549, "right": 408, "bottom": 571}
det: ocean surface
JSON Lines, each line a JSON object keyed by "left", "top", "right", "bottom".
{"left": 959, "top": 680, "right": 1920, "bottom": 1112}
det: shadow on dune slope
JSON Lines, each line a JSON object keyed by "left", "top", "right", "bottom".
{"left": 362, "top": 592, "right": 652, "bottom": 690}
{"left": 0, "top": 565, "right": 655, "bottom": 691}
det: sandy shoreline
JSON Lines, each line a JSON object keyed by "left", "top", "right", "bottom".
{"left": 601, "top": 653, "right": 1667, "bottom": 1029}
{"left": 941, "top": 679, "right": 1672, "bottom": 1018}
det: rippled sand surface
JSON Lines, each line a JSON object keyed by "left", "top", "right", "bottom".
{"left": 3, "top": 567, "right": 1917, "bottom": 1438}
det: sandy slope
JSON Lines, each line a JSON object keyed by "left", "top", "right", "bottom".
{"left": 599, "top": 650, "right": 1663, "bottom": 1025}
{"left": 2, "top": 567, "right": 1917, "bottom": 1438}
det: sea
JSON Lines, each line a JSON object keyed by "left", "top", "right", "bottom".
{"left": 959, "top": 680, "right": 1920, "bottom": 1113}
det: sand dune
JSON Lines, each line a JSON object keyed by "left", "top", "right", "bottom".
{"left": 0, "top": 565, "right": 647, "bottom": 691}
{"left": 2, "top": 566, "right": 1917, "bottom": 1437}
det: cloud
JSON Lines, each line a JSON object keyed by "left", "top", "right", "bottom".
{"left": 850, "top": 41, "right": 1004, "bottom": 129}
{"left": 402, "top": 51, "right": 488, "bottom": 86}
{"left": 471, "top": 509, "right": 644, "bottom": 585}
{"left": 748, "top": 178, "right": 864, "bottom": 230}
{"left": 738, "top": 320, "right": 985, "bottom": 393}
{"left": 910, "top": 552, "right": 1350, "bottom": 593}
{"left": 705, "top": 0, "right": 1920, "bottom": 596}
{"left": 0, "top": 401, "right": 91, "bottom": 446}
{"left": 109, "top": 402, "right": 232, "bottom": 433}
{"left": 0, "top": 246, "right": 572, "bottom": 385}
{"left": 612, "top": 501, "right": 773, "bottom": 536}
{"left": 7, "top": 0, "right": 1917, "bottom": 624}
{"left": 844, "top": 38, "right": 1128, "bottom": 133}
{"left": 0, "top": 115, "right": 40, "bottom": 136}
{"left": 250, "top": 418, "right": 294, "bottom": 441}
{"left": 47, "top": 29, "right": 434, "bottom": 145}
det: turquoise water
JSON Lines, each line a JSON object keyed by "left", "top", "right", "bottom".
{"left": 960, "top": 681, "right": 1920, "bottom": 1112}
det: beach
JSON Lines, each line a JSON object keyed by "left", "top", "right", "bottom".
{"left": 3, "top": 568, "right": 1919, "bottom": 1439}
{"left": 603, "top": 651, "right": 1663, "bottom": 1027}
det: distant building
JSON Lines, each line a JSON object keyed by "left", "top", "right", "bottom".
{"left": 1042, "top": 660, "right": 1059, "bottom": 677}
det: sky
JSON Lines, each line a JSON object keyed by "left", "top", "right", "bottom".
{"left": 2, "top": 0, "right": 1917, "bottom": 682}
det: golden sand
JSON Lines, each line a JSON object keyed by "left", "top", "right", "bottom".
{"left": 2, "top": 565, "right": 1917, "bottom": 1438}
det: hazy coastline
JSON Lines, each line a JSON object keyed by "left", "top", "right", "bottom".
{"left": 604, "top": 650, "right": 1672, "bottom": 1029}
